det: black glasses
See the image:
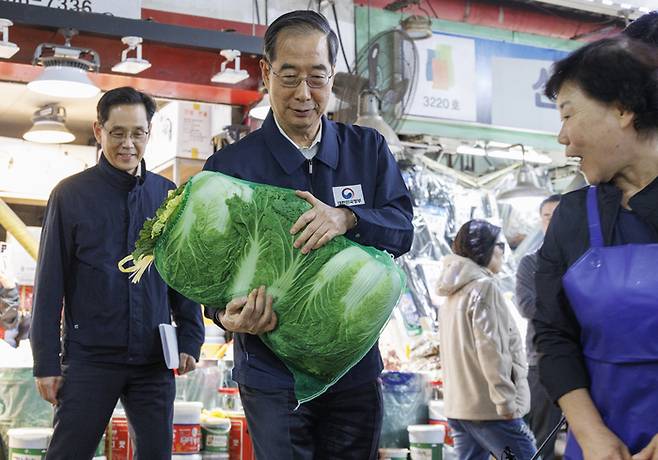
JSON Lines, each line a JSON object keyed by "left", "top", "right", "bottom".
{"left": 495, "top": 242, "right": 506, "bottom": 253}
{"left": 267, "top": 64, "right": 333, "bottom": 89}
{"left": 102, "top": 126, "right": 149, "bottom": 144}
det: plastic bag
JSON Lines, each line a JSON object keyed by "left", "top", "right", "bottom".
{"left": 120, "top": 171, "right": 406, "bottom": 403}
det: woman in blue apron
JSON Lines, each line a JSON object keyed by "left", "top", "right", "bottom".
{"left": 533, "top": 37, "right": 658, "bottom": 459}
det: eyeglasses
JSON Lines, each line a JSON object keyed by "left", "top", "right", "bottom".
{"left": 267, "top": 64, "right": 333, "bottom": 89}
{"left": 495, "top": 242, "right": 506, "bottom": 253}
{"left": 102, "top": 126, "right": 149, "bottom": 144}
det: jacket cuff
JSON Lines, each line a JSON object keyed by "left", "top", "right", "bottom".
{"left": 33, "top": 359, "right": 62, "bottom": 378}
{"left": 496, "top": 402, "right": 516, "bottom": 417}
{"left": 538, "top": 353, "right": 590, "bottom": 403}
{"left": 178, "top": 341, "right": 202, "bottom": 362}
{"left": 204, "top": 305, "right": 226, "bottom": 330}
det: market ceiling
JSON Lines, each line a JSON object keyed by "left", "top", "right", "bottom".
{"left": 0, "top": 2, "right": 265, "bottom": 106}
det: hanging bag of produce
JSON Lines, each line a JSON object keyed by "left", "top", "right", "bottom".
{"left": 119, "top": 171, "right": 405, "bottom": 403}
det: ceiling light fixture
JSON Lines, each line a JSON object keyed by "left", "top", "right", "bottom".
{"left": 23, "top": 104, "right": 76, "bottom": 144}
{"left": 400, "top": 15, "right": 432, "bottom": 40}
{"left": 355, "top": 90, "right": 403, "bottom": 154}
{"left": 111, "top": 36, "right": 151, "bottom": 74}
{"left": 211, "top": 49, "right": 250, "bottom": 84}
{"left": 497, "top": 145, "right": 550, "bottom": 204}
{"left": 456, "top": 143, "right": 552, "bottom": 165}
{"left": 28, "top": 28, "right": 100, "bottom": 99}
{"left": 0, "top": 19, "right": 19, "bottom": 59}
{"left": 249, "top": 93, "right": 270, "bottom": 120}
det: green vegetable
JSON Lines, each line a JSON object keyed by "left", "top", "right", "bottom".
{"left": 119, "top": 171, "right": 405, "bottom": 403}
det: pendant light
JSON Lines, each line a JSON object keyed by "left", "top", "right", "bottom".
{"left": 28, "top": 28, "right": 100, "bottom": 99}
{"left": 23, "top": 104, "right": 75, "bottom": 144}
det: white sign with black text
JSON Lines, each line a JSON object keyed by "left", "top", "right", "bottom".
{"left": 0, "top": 0, "right": 141, "bottom": 19}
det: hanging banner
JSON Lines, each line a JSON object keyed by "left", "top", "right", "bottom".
{"left": 0, "top": 0, "right": 141, "bottom": 19}
{"left": 407, "top": 33, "right": 478, "bottom": 122}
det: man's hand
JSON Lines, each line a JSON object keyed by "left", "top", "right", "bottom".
{"left": 219, "top": 286, "right": 277, "bottom": 335}
{"left": 579, "top": 424, "right": 632, "bottom": 460}
{"left": 35, "top": 376, "right": 63, "bottom": 405}
{"left": 290, "top": 191, "right": 356, "bottom": 254}
{"left": 178, "top": 353, "right": 196, "bottom": 375}
{"left": 633, "top": 434, "right": 658, "bottom": 460}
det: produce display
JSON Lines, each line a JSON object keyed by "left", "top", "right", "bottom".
{"left": 119, "top": 171, "right": 405, "bottom": 402}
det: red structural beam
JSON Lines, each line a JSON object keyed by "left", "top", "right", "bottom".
{"left": 353, "top": 0, "right": 622, "bottom": 40}
{"left": 141, "top": 8, "right": 268, "bottom": 37}
{"left": 0, "top": 62, "right": 262, "bottom": 106}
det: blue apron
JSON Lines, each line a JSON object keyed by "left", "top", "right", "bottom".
{"left": 561, "top": 186, "right": 658, "bottom": 459}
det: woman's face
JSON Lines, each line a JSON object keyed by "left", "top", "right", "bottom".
{"left": 556, "top": 81, "right": 636, "bottom": 184}
{"left": 487, "top": 241, "right": 505, "bottom": 274}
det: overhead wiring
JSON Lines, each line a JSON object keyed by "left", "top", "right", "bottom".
{"left": 331, "top": 1, "right": 352, "bottom": 74}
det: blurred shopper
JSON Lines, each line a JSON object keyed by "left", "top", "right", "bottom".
{"left": 31, "top": 87, "right": 204, "bottom": 459}
{"left": 535, "top": 37, "right": 658, "bottom": 460}
{"left": 0, "top": 270, "right": 20, "bottom": 347}
{"left": 515, "top": 194, "right": 562, "bottom": 460}
{"left": 202, "top": 10, "right": 414, "bottom": 460}
{"left": 437, "top": 219, "right": 536, "bottom": 460}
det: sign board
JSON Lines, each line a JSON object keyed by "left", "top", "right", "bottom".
{"left": 491, "top": 57, "right": 562, "bottom": 133}
{"left": 401, "top": 29, "right": 569, "bottom": 133}
{"left": 408, "top": 34, "right": 477, "bottom": 122}
{"left": 0, "top": 0, "right": 141, "bottom": 19}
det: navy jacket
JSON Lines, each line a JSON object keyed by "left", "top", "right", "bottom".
{"left": 203, "top": 112, "right": 414, "bottom": 391}
{"left": 31, "top": 154, "right": 204, "bottom": 377}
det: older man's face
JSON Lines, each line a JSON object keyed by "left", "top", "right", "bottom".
{"left": 260, "top": 30, "right": 334, "bottom": 145}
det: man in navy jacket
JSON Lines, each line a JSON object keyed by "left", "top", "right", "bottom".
{"left": 204, "top": 10, "right": 414, "bottom": 460}
{"left": 31, "top": 87, "right": 204, "bottom": 459}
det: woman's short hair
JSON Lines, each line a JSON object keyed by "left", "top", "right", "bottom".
{"left": 544, "top": 37, "right": 658, "bottom": 134}
{"left": 623, "top": 10, "right": 658, "bottom": 46}
{"left": 452, "top": 219, "right": 502, "bottom": 267}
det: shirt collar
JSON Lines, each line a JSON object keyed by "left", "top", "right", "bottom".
{"left": 273, "top": 113, "right": 322, "bottom": 151}
{"left": 262, "top": 110, "right": 338, "bottom": 175}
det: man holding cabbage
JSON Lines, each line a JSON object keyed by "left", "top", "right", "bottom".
{"left": 203, "top": 9, "right": 414, "bottom": 460}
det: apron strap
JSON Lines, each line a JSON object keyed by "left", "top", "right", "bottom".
{"left": 586, "top": 185, "right": 604, "bottom": 248}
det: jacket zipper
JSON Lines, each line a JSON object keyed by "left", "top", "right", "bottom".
{"left": 307, "top": 159, "right": 314, "bottom": 194}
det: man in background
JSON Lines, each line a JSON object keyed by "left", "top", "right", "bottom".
{"left": 515, "top": 194, "right": 562, "bottom": 459}
{"left": 31, "top": 87, "right": 204, "bottom": 459}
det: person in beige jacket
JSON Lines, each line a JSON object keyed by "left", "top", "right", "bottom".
{"left": 437, "top": 219, "right": 537, "bottom": 460}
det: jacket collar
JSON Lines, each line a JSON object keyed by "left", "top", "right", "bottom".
{"left": 97, "top": 152, "right": 145, "bottom": 191}
{"left": 597, "top": 182, "right": 622, "bottom": 245}
{"left": 628, "top": 175, "right": 658, "bottom": 229}
{"left": 262, "top": 110, "right": 338, "bottom": 175}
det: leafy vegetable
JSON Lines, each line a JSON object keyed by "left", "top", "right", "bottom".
{"left": 119, "top": 171, "right": 405, "bottom": 403}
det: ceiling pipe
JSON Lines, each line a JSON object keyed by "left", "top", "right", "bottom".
{"left": 0, "top": 198, "right": 39, "bottom": 261}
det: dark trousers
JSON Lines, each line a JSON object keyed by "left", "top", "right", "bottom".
{"left": 239, "top": 380, "right": 383, "bottom": 460}
{"left": 526, "top": 366, "right": 563, "bottom": 460}
{"left": 45, "top": 360, "right": 175, "bottom": 460}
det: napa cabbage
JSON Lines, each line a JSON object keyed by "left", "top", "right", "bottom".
{"left": 119, "top": 171, "right": 405, "bottom": 403}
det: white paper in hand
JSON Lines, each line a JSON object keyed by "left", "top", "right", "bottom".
{"left": 159, "top": 323, "right": 179, "bottom": 369}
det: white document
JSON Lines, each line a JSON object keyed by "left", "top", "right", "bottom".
{"left": 158, "top": 323, "right": 179, "bottom": 369}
